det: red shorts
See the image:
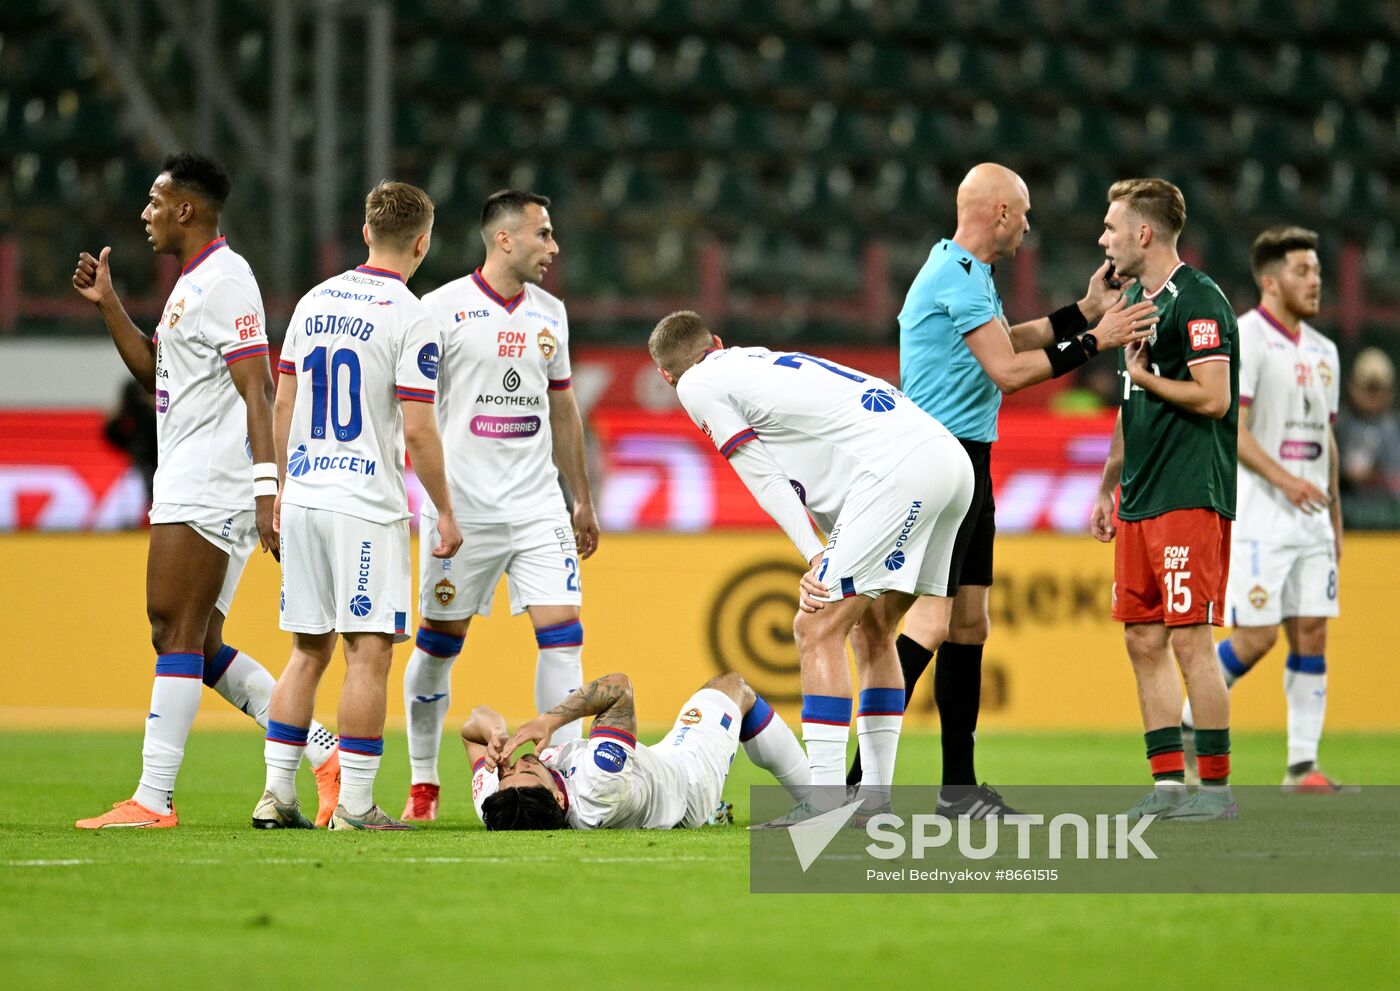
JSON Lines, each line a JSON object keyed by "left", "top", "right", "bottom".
{"left": 1113, "top": 508, "right": 1231, "bottom": 627}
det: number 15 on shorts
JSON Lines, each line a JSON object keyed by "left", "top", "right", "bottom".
{"left": 1164, "top": 571, "right": 1192, "bottom": 615}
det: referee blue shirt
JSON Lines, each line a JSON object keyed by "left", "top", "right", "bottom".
{"left": 898, "top": 238, "right": 1005, "bottom": 442}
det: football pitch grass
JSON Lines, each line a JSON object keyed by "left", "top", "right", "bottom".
{"left": 3, "top": 729, "right": 1398, "bottom": 990}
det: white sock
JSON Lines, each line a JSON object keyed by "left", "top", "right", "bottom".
{"left": 535, "top": 623, "right": 584, "bottom": 744}
{"left": 207, "top": 644, "right": 336, "bottom": 769}
{"left": 264, "top": 748, "right": 302, "bottom": 804}
{"left": 740, "top": 697, "right": 810, "bottom": 802}
{"left": 801, "top": 695, "right": 852, "bottom": 803}
{"left": 855, "top": 687, "right": 905, "bottom": 807}
{"left": 1285, "top": 654, "right": 1328, "bottom": 767}
{"left": 403, "top": 628, "right": 465, "bottom": 785}
{"left": 338, "top": 741, "right": 383, "bottom": 816}
{"left": 134, "top": 652, "right": 204, "bottom": 814}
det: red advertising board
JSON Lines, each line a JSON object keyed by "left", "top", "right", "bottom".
{"left": 0, "top": 407, "right": 1116, "bottom": 534}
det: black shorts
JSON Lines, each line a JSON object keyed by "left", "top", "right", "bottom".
{"left": 946, "top": 439, "right": 995, "bottom": 596}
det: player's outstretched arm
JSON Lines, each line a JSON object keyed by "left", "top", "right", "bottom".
{"left": 547, "top": 386, "right": 600, "bottom": 559}
{"left": 965, "top": 297, "right": 1157, "bottom": 394}
{"left": 502, "top": 673, "right": 636, "bottom": 757}
{"left": 728, "top": 442, "right": 825, "bottom": 562}
{"left": 461, "top": 705, "right": 510, "bottom": 770}
{"left": 402, "top": 400, "right": 463, "bottom": 559}
{"left": 1090, "top": 410, "right": 1124, "bottom": 543}
{"left": 72, "top": 246, "right": 157, "bottom": 392}
{"left": 1006, "top": 261, "right": 1136, "bottom": 352}
{"left": 1328, "top": 425, "right": 1343, "bottom": 562}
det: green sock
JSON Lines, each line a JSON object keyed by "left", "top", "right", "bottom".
{"left": 1144, "top": 726, "right": 1185, "bottom": 783}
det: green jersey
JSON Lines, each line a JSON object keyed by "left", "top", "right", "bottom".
{"left": 1117, "top": 263, "right": 1239, "bottom": 521}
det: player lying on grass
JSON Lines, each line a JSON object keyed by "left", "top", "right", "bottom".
{"left": 465, "top": 671, "right": 809, "bottom": 830}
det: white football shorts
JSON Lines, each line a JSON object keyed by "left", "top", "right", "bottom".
{"left": 816, "top": 435, "right": 974, "bottom": 600}
{"left": 279, "top": 504, "right": 410, "bottom": 641}
{"left": 655, "top": 688, "right": 742, "bottom": 829}
{"left": 149, "top": 503, "right": 257, "bottom": 616}
{"left": 418, "top": 510, "right": 582, "bottom": 620}
{"left": 1227, "top": 538, "right": 1339, "bottom": 626}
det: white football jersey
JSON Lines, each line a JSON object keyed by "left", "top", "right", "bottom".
{"left": 278, "top": 265, "right": 441, "bottom": 525}
{"left": 1235, "top": 307, "right": 1340, "bottom": 545}
{"left": 675, "top": 347, "right": 952, "bottom": 530}
{"left": 473, "top": 727, "right": 689, "bottom": 830}
{"left": 151, "top": 236, "right": 269, "bottom": 511}
{"left": 419, "top": 270, "right": 571, "bottom": 523}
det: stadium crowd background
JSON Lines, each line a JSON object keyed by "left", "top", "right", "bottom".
{"left": 2, "top": 2, "right": 1399, "bottom": 730}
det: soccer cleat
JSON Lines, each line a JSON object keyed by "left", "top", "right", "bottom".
{"left": 251, "top": 791, "right": 315, "bottom": 830}
{"left": 313, "top": 750, "right": 342, "bottom": 828}
{"left": 75, "top": 799, "right": 178, "bottom": 829}
{"left": 750, "top": 800, "right": 822, "bottom": 830}
{"left": 1181, "top": 726, "right": 1200, "bottom": 786}
{"left": 1124, "top": 786, "right": 1186, "bottom": 821}
{"left": 703, "top": 801, "right": 734, "bottom": 827}
{"left": 1281, "top": 767, "right": 1360, "bottom": 795}
{"left": 937, "top": 783, "right": 1020, "bottom": 819}
{"left": 850, "top": 802, "right": 895, "bottom": 830}
{"left": 1160, "top": 789, "right": 1239, "bottom": 822}
{"left": 328, "top": 804, "right": 415, "bottom": 831}
{"left": 401, "top": 782, "right": 440, "bottom": 822}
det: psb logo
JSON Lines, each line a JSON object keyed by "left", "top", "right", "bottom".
{"left": 680, "top": 707, "right": 703, "bottom": 726}
{"left": 288, "top": 444, "right": 312, "bottom": 478}
{"left": 503, "top": 367, "right": 521, "bottom": 393}
{"left": 418, "top": 343, "right": 440, "bottom": 380}
{"left": 594, "top": 740, "right": 628, "bottom": 773}
{"left": 1248, "top": 585, "right": 1268, "bottom": 609}
{"left": 538, "top": 328, "right": 558, "bottom": 359}
{"left": 884, "top": 550, "right": 905, "bottom": 571}
{"left": 348, "top": 593, "right": 373, "bottom": 617}
{"left": 434, "top": 578, "right": 456, "bottom": 605}
{"left": 860, "top": 388, "right": 897, "bottom": 413}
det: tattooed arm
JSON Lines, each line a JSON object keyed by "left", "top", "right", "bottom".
{"left": 500, "top": 673, "right": 636, "bottom": 758}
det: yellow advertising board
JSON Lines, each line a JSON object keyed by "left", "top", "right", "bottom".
{"left": 1, "top": 532, "right": 1396, "bottom": 730}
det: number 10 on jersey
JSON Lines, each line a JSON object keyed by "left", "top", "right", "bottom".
{"left": 303, "top": 346, "right": 363, "bottom": 442}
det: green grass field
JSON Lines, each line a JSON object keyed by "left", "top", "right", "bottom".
{"left": 3, "top": 729, "right": 1398, "bottom": 990}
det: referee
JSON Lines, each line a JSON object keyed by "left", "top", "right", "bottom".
{"left": 847, "top": 163, "right": 1159, "bottom": 816}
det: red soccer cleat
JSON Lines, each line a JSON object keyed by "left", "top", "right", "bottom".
{"left": 313, "top": 749, "right": 342, "bottom": 828}
{"left": 401, "top": 782, "right": 440, "bottom": 822}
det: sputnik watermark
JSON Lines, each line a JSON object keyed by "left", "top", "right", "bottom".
{"left": 787, "top": 802, "right": 1156, "bottom": 874}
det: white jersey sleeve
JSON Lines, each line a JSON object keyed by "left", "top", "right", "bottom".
{"left": 1238, "top": 318, "right": 1262, "bottom": 406}
{"left": 202, "top": 273, "right": 269, "bottom": 367}
{"left": 547, "top": 310, "right": 572, "bottom": 390}
{"left": 560, "top": 729, "right": 636, "bottom": 829}
{"left": 471, "top": 756, "right": 500, "bottom": 824}
{"left": 676, "top": 370, "right": 757, "bottom": 459}
{"left": 394, "top": 312, "right": 441, "bottom": 405}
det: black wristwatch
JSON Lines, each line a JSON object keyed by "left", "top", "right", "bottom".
{"left": 1079, "top": 332, "right": 1099, "bottom": 357}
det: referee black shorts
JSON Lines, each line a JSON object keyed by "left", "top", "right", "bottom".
{"left": 945, "top": 439, "right": 995, "bottom": 596}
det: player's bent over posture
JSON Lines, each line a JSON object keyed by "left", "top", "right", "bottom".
{"left": 1181, "top": 227, "right": 1352, "bottom": 793}
{"left": 650, "top": 312, "right": 974, "bottom": 821}
{"left": 72, "top": 153, "right": 339, "bottom": 829}
{"left": 401, "top": 189, "right": 600, "bottom": 822}
{"left": 469, "top": 671, "right": 809, "bottom": 830}
{"left": 1091, "top": 178, "right": 1241, "bottom": 822}
{"left": 253, "top": 182, "right": 462, "bottom": 831}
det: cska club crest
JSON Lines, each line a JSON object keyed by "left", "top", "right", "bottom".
{"left": 1318, "top": 361, "right": 1334, "bottom": 389}
{"left": 434, "top": 578, "right": 456, "bottom": 605}
{"left": 537, "top": 328, "right": 558, "bottom": 360}
{"left": 1248, "top": 585, "right": 1268, "bottom": 609}
{"left": 168, "top": 297, "right": 186, "bottom": 328}
{"left": 680, "top": 707, "right": 703, "bottom": 726}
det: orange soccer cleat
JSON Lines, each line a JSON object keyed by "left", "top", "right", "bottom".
{"left": 401, "top": 782, "right": 440, "bottom": 822}
{"left": 75, "top": 799, "right": 178, "bottom": 829}
{"left": 313, "top": 749, "right": 342, "bottom": 828}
